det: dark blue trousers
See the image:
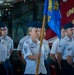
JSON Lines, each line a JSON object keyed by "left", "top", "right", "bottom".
{"left": 5, "top": 59, "right": 13, "bottom": 75}
{"left": 44, "top": 59, "right": 50, "bottom": 75}
{"left": 0, "top": 62, "right": 8, "bottom": 75}
{"left": 48, "top": 57, "right": 61, "bottom": 75}
{"left": 61, "top": 60, "right": 73, "bottom": 75}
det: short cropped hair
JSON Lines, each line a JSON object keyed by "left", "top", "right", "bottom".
{"left": 28, "top": 27, "right": 33, "bottom": 32}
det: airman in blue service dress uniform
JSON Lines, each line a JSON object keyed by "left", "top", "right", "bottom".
{"left": 66, "top": 41, "right": 74, "bottom": 75}
{"left": 57, "top": 22, "right": 73, "bottom": 75}
{"left": 0, "top": 22, "right": 8, "bottom": 75}
{"left": 50, "top": 28, "right": 65, "bottom": 75}
{"left": 17, "top": 21, "right": 38, "bottom": 75}
{"left": 66, "top": 26, "right": 74, "bottom": 75}
{"left": 0, "top": 22, "right": 13, "bottom": 75}
{"left": 17, "top": 22, "right": 35, "bottom": 75}
{"left": 21, "top": 21, "right": 47, "bottom": 75}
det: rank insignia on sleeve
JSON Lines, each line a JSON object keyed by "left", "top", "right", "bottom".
{"left": 23, "top": 46, "right": 28, "bottom": 53}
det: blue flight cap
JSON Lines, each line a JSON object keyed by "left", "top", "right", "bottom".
{"left": 0, "top": 22, "right": 7, "bottom": 29}
{"left": 2, "top": 22, "right": 6, "bottom": 27}
{"left": 27, "top": 21, "right": 39, "bottom": 28}
{"left": 37, "top": 22, "right": 42, "bottom": 28}
{"left": 0, "top": 22, "right": 5, "bottom": 28}
{"left": 64, "top": 22, "right": 73, "bottom": 30}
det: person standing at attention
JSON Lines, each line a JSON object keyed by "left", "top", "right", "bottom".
{"left": 21, "top": 21, "right": 47, "bottom": 75}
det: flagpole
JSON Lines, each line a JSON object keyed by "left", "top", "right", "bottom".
{"left": 36, "top": 15, "right": 47, "bottom": 75}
